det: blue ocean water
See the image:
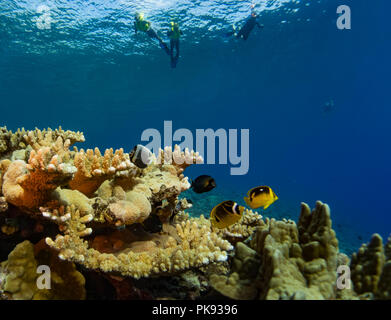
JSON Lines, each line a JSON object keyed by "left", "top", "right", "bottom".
{"left": 0, "top": 0, "right": 389, "bottom": 255}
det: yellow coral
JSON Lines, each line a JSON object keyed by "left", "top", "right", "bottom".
{"left": 209, "top": 242, "right": 260, "bottom": 300}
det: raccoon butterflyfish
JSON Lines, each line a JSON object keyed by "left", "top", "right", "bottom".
{"left": 244, "top": 186, "right": 278, "bottom": 210}
{"left": 210, "top": 200, "right": 244, "bottom": 229}
{"left": 191, "top": 175, "right": 216, "bottom": 194}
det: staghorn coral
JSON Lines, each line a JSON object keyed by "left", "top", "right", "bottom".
{"left": 0, "top": 240, "right": 85, "bottom": 300}
{"left": 250, "top": 201, "right": 339, "bottom": 300}
{"left": 0, "top": 126, "right": 84, "bottom": 160}
{"left": 155, "top": 145, "right": 203, "bottom": 171}
{"left": 0, "top": 127, "right": 28, "bottom": 159}
{"left": 69, "top": 148, "right": 135, "bottom": 196}
{"left": 350, "top": 233, "right": 391, "bottom": 299}
{"left": 23, "top": 127, "right": 85, "bottom": 150}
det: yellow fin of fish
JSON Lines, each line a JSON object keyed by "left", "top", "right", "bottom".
{"left": 210, "top": 200, "right": 244, "bottom": 229}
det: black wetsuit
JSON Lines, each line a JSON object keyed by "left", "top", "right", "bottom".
{"left": 227, "top": 13, "right": 262, "bottom": 40}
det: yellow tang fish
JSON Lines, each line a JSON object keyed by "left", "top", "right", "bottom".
{"left": 244, "top": 186, "right": 278, "bottom": 209}
{"left": 210, "top": 200, "right": 244, "bottom": 229}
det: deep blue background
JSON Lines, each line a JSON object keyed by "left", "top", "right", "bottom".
{"left": 0, "top": 0, "right": 390, "bottom": 252}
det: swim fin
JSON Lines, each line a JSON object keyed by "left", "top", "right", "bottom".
{"left": 171, "top": 57, "right": 178, "bottom": 68}
{"left": 160, "top": 42, "right": 170, "bottom": 55}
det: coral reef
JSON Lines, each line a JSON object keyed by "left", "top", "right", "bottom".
{"left": 0, "top": 127, "right": 233, "bottom": 284}
{"left": 0, "top": 240, "right": 85, "bottom": 299}
{"left": 0, "top": 126, "right": 390, "bottom": 300}
{"left": 249, "top": 201, "right": 339, "bottom": 299}
{"left": 210, "top": 242, "right": 260, "bottom": 299}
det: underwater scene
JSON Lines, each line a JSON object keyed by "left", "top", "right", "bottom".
{"left": 0, "top": 0, "right": 390, "bottom": 301}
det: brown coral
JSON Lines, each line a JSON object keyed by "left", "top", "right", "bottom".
{"left": 350, "top": 233, "right": 391, "bottom": 299}
{"left": 0, "top": 240, "right": 85, "bottom": 300}
{"left": 250, "top": 201, "right": 339, "bottom": 300}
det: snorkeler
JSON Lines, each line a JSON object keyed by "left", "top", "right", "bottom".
{"left": 134, "top": 12, "right": 170, "bottom": 55}
{"left": 226, "top": 4, "right": 264, "bottom": 40}
{"left": 167, "top": 21, "right": 183, "bottom": 68}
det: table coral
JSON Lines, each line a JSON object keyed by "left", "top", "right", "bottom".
{"left": 0, "top": 126, "right": 84, "bottom": 160}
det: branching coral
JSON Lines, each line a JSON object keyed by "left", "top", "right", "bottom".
{"left": 2, "top": 137, "right": 76, "bottom": 209}
{"left": 0, "top": 126, "right": 84, "bottom": 160}
{"left": 69, "top": 148, "right": 135, "bottom": 196}
{"left": 0, "top": 127, "right": 28, "bottom": 159}
{"left": 155, "top": 145, "right": 203, "bottom": 171}
{"left": 44, "top": 206, "right": 233, "bottom": 279}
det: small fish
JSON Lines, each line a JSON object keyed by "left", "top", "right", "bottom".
{"left": 141, "top": 213, "right": 162, "bottom": 233}
{"left": 129, "top": 144, "right": 152, "bottom": 169}
{"left": 191, "top": 175, "right": 216, "bottom": 193}
{"left": 244, "top": 186, "right": 278, "bottom": 209}
{"left": 210, "top": 200, "right": 244, "bottom": 229}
